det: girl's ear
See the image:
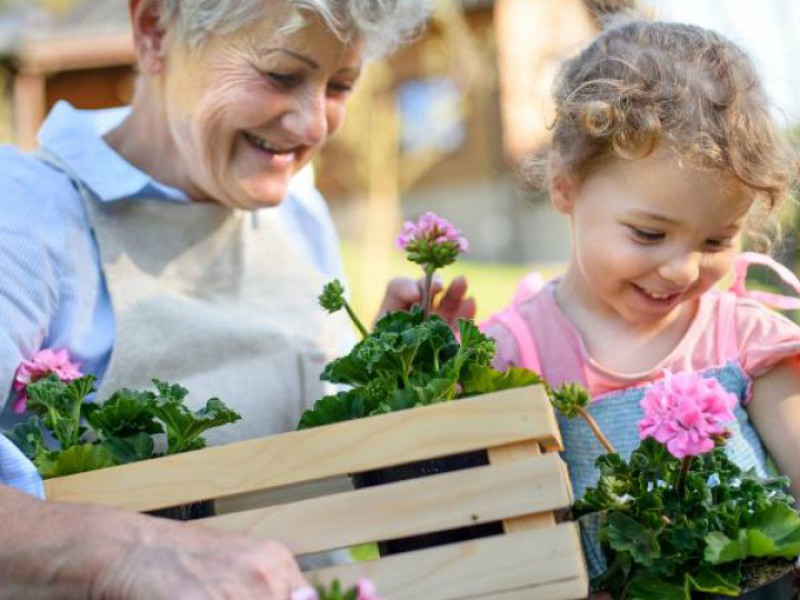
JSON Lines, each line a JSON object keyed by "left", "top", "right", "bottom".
{"left": 549, "top": 173, "right": 577, "bottom": 215}
{"left": 130, "top": 0, "right": 167, "bottom": 75}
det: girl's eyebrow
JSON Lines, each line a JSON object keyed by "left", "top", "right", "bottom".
{"left": 628, "top": 210, "right": 680, "bottom": 225}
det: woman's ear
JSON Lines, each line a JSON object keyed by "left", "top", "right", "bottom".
{"left": 130, "top": 0, "right": 167, "bottom": 75}
{"left": 549, "top": 173, "right": 577, "bottom": 215}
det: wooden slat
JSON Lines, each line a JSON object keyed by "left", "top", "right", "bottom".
{"left": 462, "top": 579, "right": 588, "bottom": 600}
{"left": 202, "top": 453, "right": 571, "bottom": 555}
{"left": 488, "top": 441, "right": 557, "bottom": 531}
{"left": 45, "top": 386, "right": 557, "bottom": 511}
{"left": 305, "top": 523, "right": 587, "bottom": 600}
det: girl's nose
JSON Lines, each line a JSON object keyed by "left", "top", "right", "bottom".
{"left": 658, "top": 251, "right": 701, "bottom": 286}
{"left": 283, "top": 93, "right": 328, "bottom": 146}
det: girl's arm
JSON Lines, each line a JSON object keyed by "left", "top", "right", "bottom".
{"left": 748, "top": 355, "right": 800, "bottom": 503}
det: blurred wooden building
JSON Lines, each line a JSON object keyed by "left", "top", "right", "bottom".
{"left": 0, "top": 0, "right": 620, "bottom": 264}
{"left": 0, "top": 0, "right": 133, "bottom": 148}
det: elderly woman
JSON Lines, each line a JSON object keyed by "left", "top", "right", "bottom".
{"left": 0, "top": 0, "right": 473, "bottom": 597}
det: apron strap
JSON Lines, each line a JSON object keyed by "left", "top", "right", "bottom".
{"left": 729, "top": 252, "right": 800, "bottom": 311}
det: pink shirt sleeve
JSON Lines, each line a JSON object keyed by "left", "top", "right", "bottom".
{"left": 481, "top": 319, "right": 521, "bottom": 372}
{"left": 735, "top": 297, "right": 800, "bottom": 377}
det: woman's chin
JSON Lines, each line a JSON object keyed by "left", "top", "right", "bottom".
{"left": 236, "top": 178, "right": 291, "bottom": 209}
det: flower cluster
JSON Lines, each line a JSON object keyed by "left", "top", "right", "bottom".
{"left": 638, "top": 369, "right": 736, "bottom": 459}
{"left": 12, "top": 348, "right": 83, "bottom": 413}
{"left": 559, "top": 370, "right": 800, "bottom": 599}
{"left": 396, "top": 211, "right": 468, "bottom": 271}
{"left": 395, "top": 212, "right": 469, "bottom": 319}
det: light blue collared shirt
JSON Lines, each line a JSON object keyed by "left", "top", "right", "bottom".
{"left": 0, "top": 101, "right": 347, "bottom": 495}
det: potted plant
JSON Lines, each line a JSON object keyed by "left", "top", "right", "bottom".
{"left": 552, "top": 373, "right": 800, "bottom": 599}
{"left": 5, "top": 370, "right": 240, "bottom": 519}
{"left": 293, "top": 577, "right": 383, "bottom": 600}
{"left": 297, "top": 212, "right": 543, "bottom": 554}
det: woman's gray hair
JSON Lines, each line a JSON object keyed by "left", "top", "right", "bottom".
{"left": 157, "top": 0, "right": 434, "bottom": 58}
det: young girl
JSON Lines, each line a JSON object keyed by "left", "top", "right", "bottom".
{"left": 482, "top": 19, "right": 800, "bottom": 581}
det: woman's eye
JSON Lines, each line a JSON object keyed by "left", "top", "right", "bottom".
{"left": 327, "top": 81, "right": 354, "bottom": 95}
{"left": 267, "top": 72, "right": 298, "bottom": 87}
{"left": 629, "top": 227, "right": 664, "bottom": 243}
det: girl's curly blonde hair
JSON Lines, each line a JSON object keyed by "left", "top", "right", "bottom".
{"left": 548, "top": 20, "right": 797, "bottom": 214}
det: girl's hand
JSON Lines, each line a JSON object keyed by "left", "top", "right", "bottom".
{"left": 376, "top": 275, "right": 476, "bottom": 325}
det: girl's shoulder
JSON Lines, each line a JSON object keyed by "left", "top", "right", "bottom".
{"left": 702, "top": 287, "right": 800, "bottom": 377}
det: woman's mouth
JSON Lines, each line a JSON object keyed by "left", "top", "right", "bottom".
{"left": 242, "top": 131, "right": 297, "bottom": 166}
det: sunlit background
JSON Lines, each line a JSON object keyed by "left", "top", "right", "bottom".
{"left": 1, "top": 0, "right": 798, "bottom": 327}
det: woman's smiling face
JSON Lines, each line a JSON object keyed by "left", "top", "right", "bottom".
{"left": 162, "top": 7, "right": 362, "bottom": 209}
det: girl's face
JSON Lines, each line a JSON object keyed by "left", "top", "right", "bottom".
{"left": 162, "top": 8, "right": 362, "bottom": 209}
{"left": 554, "top": 151, "right": 753, "bottom": 330}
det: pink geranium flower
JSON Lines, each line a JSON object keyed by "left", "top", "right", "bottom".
{"left": 396, "top": 211, "right": 469, "bottom": 254}
{"left": 638, "top": 370, "right": 736, "bottom": 459}
{"left": 356, "top": 577, "right": 384, "bottom": 600}
{"left": 12, "top": 348, "right": 83, "bottom": 413}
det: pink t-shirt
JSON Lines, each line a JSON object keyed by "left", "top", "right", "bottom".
{"left": 484, "top": 280, "right": 800, "bottom": 403}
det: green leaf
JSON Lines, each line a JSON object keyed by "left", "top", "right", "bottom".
{"left": 460, "top": 365, "right": 542, "bottom": 396}
{"left": 25, "top": 374, "right": 97, "bottom": 450}
{"left": 87, "top": 389, "right": 162, "bottom": 439}
{"left": 685, "top": 563, "right": 741, "bottom": 596}
{"left": 705, "top": 503, "right": 800, "bottom": 563}
{"left": 38, "top": 443, "right": 117, "bottom": 478}
{"left": 550, "top": 382, "right": 590, "bottom": 418}
{"left": 4, "top": 417, "right": 48, "bottom": 461}
{"left": 102, "top": 432, "right": 156, "bottom": 464}
{"left": 606, "top": 512, "right": 662, "bottom": 567}
{"left": 626, "top": 573, "right": 687, "bottom": 600}
{"left": 298, "top": 389, "right": 372, "bottom": 429}
{"left": 149, "top": 388, "right": 241, "bottom": 455}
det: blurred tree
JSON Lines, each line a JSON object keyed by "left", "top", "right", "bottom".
{"left": 0, "top": 0, "right": 78, "bottom": 14}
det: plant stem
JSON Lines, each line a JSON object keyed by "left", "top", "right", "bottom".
{"left": 677, "top": 456, "right": 692, "bottom": 499}
{"left": 421, "top": 267, "right": 435, "bottom": 320}
{"left": 576, "top": 406, "right": 617, "bottom": 454}
{"left": 343, "top": 300, "right": 369, "bottom": 339}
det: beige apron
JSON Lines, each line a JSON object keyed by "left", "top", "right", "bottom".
{"left": 41, "top": 150, "right": 345, "bottom": 445}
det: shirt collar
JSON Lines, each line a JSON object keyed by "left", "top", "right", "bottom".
{"left": 37, "top": 101, "right": 190, "bottom": 204}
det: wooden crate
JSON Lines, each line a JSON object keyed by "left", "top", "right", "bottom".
{"left": 45, "top": 385, "right": 588, "bottom": 599}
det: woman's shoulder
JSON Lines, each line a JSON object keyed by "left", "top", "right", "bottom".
{"left": 0, "top": 145, "right": 84, "bottom": 220}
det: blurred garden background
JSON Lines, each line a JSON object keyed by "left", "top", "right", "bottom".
{"left": 0, "top": 0, "right": 798, "bottom": 323}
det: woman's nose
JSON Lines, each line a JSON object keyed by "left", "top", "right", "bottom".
{"left": 658, "top": 251, "right": 701, "bottom": 286}
{"left": 283, "top": 92, "right": 328, "bottom": 146}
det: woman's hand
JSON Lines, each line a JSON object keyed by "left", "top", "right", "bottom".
{"left": 376, "top": 275, "right": 476, "bottom": 325}
{"left": 1, "top": 483, "right": 310, "bottom": 600}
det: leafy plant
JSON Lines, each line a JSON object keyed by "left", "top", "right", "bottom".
{"left": 317, "top": 577, "right": 382, "bottom": 600}
{"left": 556, "top": 371, "right": 800, "bottom": 599}
{"left": 5, "top": 375, "right": 240, "bottom": 478}
{"left": 298, "top": 213, "right": 542, "bottom": 429}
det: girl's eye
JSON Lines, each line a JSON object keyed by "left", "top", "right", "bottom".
{"left": 629, "top": 226, "right": 664, "bottom": 243}
{"left": 705, "top": 237, "right": 734, "bottom": 251}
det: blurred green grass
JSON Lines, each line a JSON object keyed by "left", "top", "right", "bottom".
{"left": 340, "top": 240, "right": 565, "bottom": 323}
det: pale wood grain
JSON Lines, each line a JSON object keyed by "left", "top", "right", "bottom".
{"left": 305, "top": 523, "right": 588, "bottom": 600}
{"left": 45, "top": 386, "right": 557, "bottom": 511}
{"left": 488, "top": 441, "right": 556, "bottom": 531}
{"left": 202, "top": 453, "right": 571, "bottom": 555}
